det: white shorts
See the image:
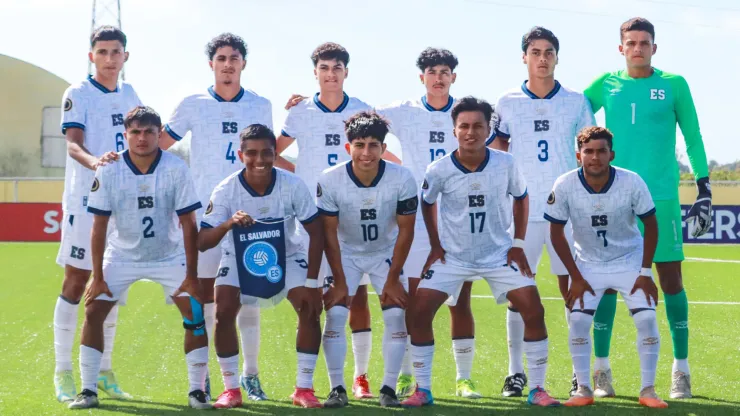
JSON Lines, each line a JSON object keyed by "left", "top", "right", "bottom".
{"left": 404, "top": 232, "right": 430, "bottom": 279}
{"left": 574, "top": 269, "right": 657, "bottom": 312}
{"left": 198, "top": 246, "right": 222, "bottom": 279}
{"left": 56, "top": 212, "right": 94, "bottom": 270}
{"left": 215, "top": 252, "right": 308, "bottom": 307}
{"left": 327, "top": 252, "right": 409, "bottom": 298}
{"left": 96, "top": 258, "right": 188, "bottom": 306}
{"left": 419, "top": 260, "right": 535, "bottom": 306}
{"left": 511, "top": 221, "right": 574, "bottom": 277}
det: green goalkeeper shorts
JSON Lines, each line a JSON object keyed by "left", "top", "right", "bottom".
{"left": 638, "top": 199, "right": 685, "bottom": 263}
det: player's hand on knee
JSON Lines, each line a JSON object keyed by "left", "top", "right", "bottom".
{"left": 421, "top": 245, "right": 446, "bottom": 278}
{"left": 294, "top": 287, "right": 323, "bottom": 320}
{"left": 284, "top": 94, "right": 307, "bottom": 110}
{"left": 85, "top": 279, "right": 112, "bottom": 306}
{"left": 230, "top": 210, "right": 255, "bottom": 227}
{"left": 566, "top": 277, "right": 595, "bottom": 311}
{"left": 381, "top": 279, "right": 408, "bottom": 309}
{"left": 174, "top": 276, "right": 204, "bottom": 305}
{"left": 507, "top": 247, "right": 533, "bottom": 278}
{"left": 631, "top": 275, "right": 659, "bottom": 307}
{"left": 322, "top": 281, "right": 349, "bottom": 310}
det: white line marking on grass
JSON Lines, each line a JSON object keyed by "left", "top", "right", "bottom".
{"left": 685, "top": 257, "right": 740, "bottom": 264}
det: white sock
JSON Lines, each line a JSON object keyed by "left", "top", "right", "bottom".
{"left": 411, "top": 343, "right": 434, "bottom": 390}
{"left": 323, "top": 306, "right": 349, "bottom": 389}
{"left": 634, "top": 310, "right": 660, "bottom": 389}
{"left": 524, "top": 338, "right": 549, "bottom": 390}
{"left": 204, "top": 303, "right": 216, "bottom": 340}
{"left": 238, "top": 304, "right": 260, "bottom": 377}
{"left": 381, "top": 308, "right": 407, "bottom": 389}
{"left": 569, "top": 311, "right": 594, "bottom": 388}
{"left": 217, "top": 354, "right": 240, "bottom": 390}
{"left": 80, "top": 345, "right": 102, "bottom": 393}
{"left": 186, "top": 347, "right": 209, "bottom": 393}
{"left": 673, "top": 359, "right": 690, "bottom": 375}
{"left": 352, "top": 329, "right": 372, "bottom": 378}
{"left": 100, "top": 304, "right": 119, "bottom": 372}
{"left": 399, "top": 338, "right": 413, "bottom": 376}
{"left": 506, "top": 308, "right": 525, "bottom": 375}
{"left": 54, "top": 296, "right": 79, "bottom": 372}
{"left": 452, "top": 338, "right": 475, "bottom": 380}
{"left": 296, "top": 352, "right": 319, "bottom": 389}
{"left": 594, "top": 356, "right": 611, "bottom": 371}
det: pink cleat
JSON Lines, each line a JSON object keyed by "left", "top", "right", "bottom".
{"left": 527, "top": 386, "right": 561, "bottom": 407}
{"left": 401, "top": 387, "right": 434, "bottom": 408}
{"left": 213, "top": 388, "right": 242, "bottom": 409}
{"left": 292, "top": 387, "right": 323, "bottom": 408}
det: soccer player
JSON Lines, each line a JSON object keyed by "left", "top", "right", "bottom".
{"left": 275, "top": 42, "right": 378, "bottom": 398}
{"left": 401, "top": 97, "right": 559, "bottom": 408}
{"left": 197, "top": 124, "right": 325, "bottom": 409}
{"left": 545, "top": 126, "right": 667, "bottom": 409}
{"left": 159, "top": 33, "right": 274, "bottom": 400}
{"left": 53, "top": 25, "right": 141, "bottom": 403}
{"left": 583, "top": 17, "right": 711, "bottom": 398}
{"left": 490, "top": 27, "right": 595, "bottom": 397}
{"left": 68, "top": 106, "right": 208, "bottom": 410}
{"left": 318, "top": 112, "right": 417, "bottom": 408}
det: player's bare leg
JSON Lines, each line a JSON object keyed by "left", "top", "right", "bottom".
{"left": 213, "top": 285, "right": 243, "bottom": 409}
{"left": 287, "top": 287, "right": 323, "bottom": 408}
{"left": 396, "top": 277, "right": 419, "bottom": 397}
{"left": 349, "top": 284, "right": 373, "bottom": 398}
{"left": 449, "top": 282, "right": 480, "bottom": 399}
{"left": 656, "top": 261, "right": 691, "bottom": 399}
{"left": 172, "top": 295, "right": 210, "bottom": 409}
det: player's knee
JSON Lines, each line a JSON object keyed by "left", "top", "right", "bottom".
{"left": 61, "top": 272, "right": 89, "bottom": 302}
{"left": 83, "top": 303, "right": 109, "bottom": 328}
{"left": 569, "top": 310, "right": 595, "bottom": 332}
{"left": 215, "top": 301, "right": 238, "bottom": 327}
{"left": 519, "top": 302, "right": 546, "bottom": 327}
{"left": 632, "top": 309, "right": 658, "bottom": 332}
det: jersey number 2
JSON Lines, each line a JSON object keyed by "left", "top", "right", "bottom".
{"left": 142, "top": 217, "right": 155, "bottom": 238}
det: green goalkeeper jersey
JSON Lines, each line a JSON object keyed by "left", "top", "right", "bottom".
{"left": 584, "top": 68, "right": 709, "bottom": 201}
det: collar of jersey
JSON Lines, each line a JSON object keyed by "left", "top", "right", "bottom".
{"left": 208, "top": 86, "right": 245, "bottom": 102}
{"left": 346, "top": 160, "right": 386, "bottom": 188}
{"left": 451, "top": 149, "right": 490, "bottom": 174}
{"left": 421, "top": 95, "right": 454, "bottom": 112}
{"left": 87, "top": 75, "right": 119, "bottom": 94}
{"left": 314, "top": 92, "right": 349, "bottom": 113}
{"left": 123, "top": 149, "right": 162, "bottom": 175}
{"left": 520, "top": 80, "right": 561, "bottom": 100}
{"left": 578, "top": 166, "right": 616, "bottom": 194}
{"left": 239, "top": 167, "right": 277, "bottom": 196}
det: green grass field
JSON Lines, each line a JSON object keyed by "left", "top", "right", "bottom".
{"left": 1, "top": 243, "right": 739, "bottom": 415}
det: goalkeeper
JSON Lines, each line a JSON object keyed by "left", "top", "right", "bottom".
{"left": 583, "top": 17, "right": 710, "bottom": 401}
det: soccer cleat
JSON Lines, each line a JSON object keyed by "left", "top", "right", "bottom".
{"left": 213, "top": 388, "right": 243, "bottom": 409}
{"left": 292, "top": 387, "right": 323, "bottom": 408}
{"left": 640, "top": 386, "right": 669, "bottom": 408}
{"left": 54, "top": 370, "right": 77, "bottom": 403}
{"left": 456, "top": 378, "right": 483, "bottom": 399}
{"left": 352, "top": 373, "right": 373, "bottom": 399}
{"left": 569, "top": 372, "right": 578, "bottom": 397}
{"left": 324, "top": 385, "right": 349, "bottom": 408}
{"left": 379, "top": 385, "right": 401, "bottom": 407}
{"left": 501, "top": 373, "right": 527, "bottom": 397}
{"left": 593, "top": 369, "right": 616, "bottom": 398}
{"left": 68, "top": 389, "right": 99, "bottom": 409}
{"left": 527, "top": 387, "right": 561, "bottom": 407}
{"left": 97, "top": 370, "right": 133, "bottom": 400}
{"left": 188, "top": 389, "right": 213, "bottom": 409}
{"left": 395, "top": 374, "right": 415, "bottom": 398}
{"left": 564, "top": 386, "right": 595, "bottom": 407}
{"left": 241, "top": 374, "right": 268, "bottom": 401}
{"left": 670, "top": 371, "right": 692, "bottom": 399}
{"left": 401, "top": 387, "right": 434, "bottom": 407}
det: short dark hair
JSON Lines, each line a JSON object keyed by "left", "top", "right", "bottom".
{"left": 206, "top": 33, "right": 248, "bottom": 60}
{"left": 311, "top": 42, "right": 350, "bottom": 67}
{"left": 124, "top": 106, "right": 161, "bottom": 129}
{"left": 451, "top": 96, "right": 493, "bottom": 126}
{"left": 521, "top": 26, "right": 559, "bottom": 53}
{"left": 90, "top": 25, "right": 127, "bottom": 49}
{"left": 416, "top": 47, "right": 459, "bottom": 72}
{"left": 239, "top": 124, "right": 276, "bottom": 150}
{"left": 344, "top": 111, "right": 389, "bottom": 143}
{"left": 620, "top": 17, "right": 655, "bottom": 42}
{"left": 577, "top": 126, "right": 614, "bottom": 150}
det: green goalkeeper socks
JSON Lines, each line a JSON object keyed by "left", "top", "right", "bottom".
{"left": 664, "top": 289, "right": 689, "bottom": 360}
{"left": 593, "top": 292, "right": 618, "bottom": 358}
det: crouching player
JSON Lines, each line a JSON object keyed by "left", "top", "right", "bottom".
{"left": 318, "top": 112, "right": 417, "bottom": 408}
{"left": 69, "top": 106, "right": 209, "bottom": 409}
{"left": 197, "top": 124, "right": 325, "bottom": 409}
{"left": 403, "top": 97, "right": 559, "bottom": 407}
{"left": 545, "top": 127, "right": 667, "bottom": 408}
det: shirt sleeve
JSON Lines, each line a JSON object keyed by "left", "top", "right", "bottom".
{"left": 86, "top": 166, "right": 112, "bottom": 216}
{"left": 493, "top": 96, "right": 510, "bottom": 140}
{"left": 632, "top": 175, "right": 657, "bottom": 219}
{"left": 543, "top": 177, "right": 569, "bottom": 224}
{"left": 670, "top": 75, "right": 709, "bottom": 180}
{"left": 260, "top": 99, "right": 274, "bottom": 132}
{"left": 316, "top": 176, "right": 339, "bottom": 216}
{"left": 292, "top": 177, "right": 320, "bottom": 224}
{"left": 61, "top": 86, "right": 87, "bottom": 134}
{"left": 507, "top": 157, "right": 528, "bottom": 200}
{"left": 280, "top": 106, "right": 299, "bottom": 138}
{"left": 163, "top": 97, "right": 192, "bottom": 141}
{"left": 397, "top": 169, "right": 419, "bottom": 215}
{"left": 374, "top": 104, "right": 399, "bottom": 135}
{"left": 175, "top": 164, "right": 203, "bottom": 216}
{"left": 421, "top": 164, "right": 443, "bottom": 205}
{"left": 583, "top": 72, "right": 610, "bottom": 113}
{"left": 201, "top": 182, "right": 230, "bottom": 229}
{"left": 576, "top": 95, "right": 597, "bottom": 132}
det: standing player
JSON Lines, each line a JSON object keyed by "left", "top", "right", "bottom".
{"left": 54, "top": 25, "right": 141, "bottom": 403}
{"left": 197, "top": 124, "right": 325, "bottom": 409}
{"left": 545, "top": 126, "right": 667, "bottom": 408}
{"left": 318, "top": 112, "right": 417, "bottom": 408}
{"left": 584, "top": 17, "right": 710, "bottom": 398}
{"left": 275, "top": 42, "right": 378, "bottom": 399}
{"left": 68, "top": 107, "right": 209, "bottom": 410}
{"left": 490, "top": 27, "right": 595, "bottom": 397}
{"left": 159, "top": 33, "right": 274, "bottom": 401}
{"left": 401, "top": 97, "right": 559, "bottom": 408}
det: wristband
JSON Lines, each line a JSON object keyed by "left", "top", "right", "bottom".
{"left": 304, "top": 279, "right": 319, "bottom": 288}
{"left": 512, "top": 238, "right": 525, "bottom": 249}
{"left": 696, "top": 177, "right": 712, "bottom": 197}
{"left": 640, "top": 268, "right": 653, "bottom": 277}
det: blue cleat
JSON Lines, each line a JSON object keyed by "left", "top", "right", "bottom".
{"left": 241, "top": 374, "right": 268, "bottom": 401}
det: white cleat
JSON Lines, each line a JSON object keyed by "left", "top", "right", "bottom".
{"left": 670, "top": 371, "right": 692, "bottom": 399}
{"left": 593, "top": 369, "right": 616, "bottom": 398}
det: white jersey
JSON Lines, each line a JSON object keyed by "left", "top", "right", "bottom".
{"left": 317, "top": 160, "right": 418, "bottom": 257}
{"left": 164, "top": 87, "right": 273, "bottom": 218}
{"left": 495, "top": 81, "right": 595, "bottom": 222}
{"left": 201, "top": 168, "right": 319, "bottom": 258}
{"left": 544, "top": 167, "right": 656, "bottom": 274}
{"left": 61, "top": 75, "right": 142, "bottom": 214}
{"left": 422, "top": 148, "right": 527, "bottom": 268}
{"left": 86, "top": 150, "right": 201, "bottom": 265}
{"left": 281, "top": 93, "right": 371, "bottom": 195}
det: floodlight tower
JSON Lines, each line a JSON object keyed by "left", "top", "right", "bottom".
{"left": 88, "top": 0, "right": 125, "bottom": 80}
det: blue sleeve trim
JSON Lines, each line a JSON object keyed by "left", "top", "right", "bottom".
{"left": 200, "top": 221, "right": 214, "bottom": 229}
{"left": 87, "top": 206, "right": 111, "bottom": 216}
{"left": 495, "top": 128, "right": 510, "bottom": 138}
{"left": 485, "top": 133, "right": 496, "bottom": 146}
{"left": 638, "top": 207, "right": 657, "bottom": 219}
{"left": 280, "top": 129, "right": 292, "bottom": 138}
{"left": 300, "top": 211, "right": 320, "bottom": 224}
{"left": 176, "top": 202, "right": 202, "bottom": 216}
{"left": 512, "top": 189, "right": 528, "bottom": 200}
{"left": 544, "top": 213, "right": 568, "bottom": 225}
{"left": 164, "top": 124, "right": 183, "bottom": 141}
{"left": 61, "top": 122, "right": 85, "bottom": 134}
{"left": 318, "top": 208, "right": 339, "bottom": 216}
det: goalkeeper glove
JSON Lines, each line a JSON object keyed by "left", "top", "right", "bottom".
{"left": 685, "top": 177, "right": 712, "bottom": 237}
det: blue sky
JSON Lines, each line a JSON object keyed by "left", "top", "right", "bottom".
{"left": 3, "top": 0, "right": 739, "bottom": 164}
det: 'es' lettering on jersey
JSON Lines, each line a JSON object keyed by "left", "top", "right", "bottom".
{"left": 534, "top": 120, "right": 550, "bottom": 132}
{"left": 138, "top": 196, "right": 154, "bottom": 209}
{"left": 650, "top": 89, "right": 666, "bottom": 100}
{"left": 468, "top": 195, "right": 485, "bottom": 207}
{"left": 429, "top": 131, "right": 445, "bottom": 143}
{"left": 222, "top": 122, "right": 238, "bottom": 134}
{"left": 111, "top": 114, "right": 124, "bottom": 126}
{"left": 591, "top": 215, "right": 608, "bottom": 226}
{"left": 325, "top": 134, "right": 341, "bottom": 146}
{"left": 360, "top": 208, "right": 377, "bottom": 221}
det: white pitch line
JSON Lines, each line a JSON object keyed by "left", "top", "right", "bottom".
{"left": 685, "top": 257, "right": 740, "bottom": 264}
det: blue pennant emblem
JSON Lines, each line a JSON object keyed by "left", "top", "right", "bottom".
{"left": 232, "top": 219, "right": 286, "bottom": 299}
